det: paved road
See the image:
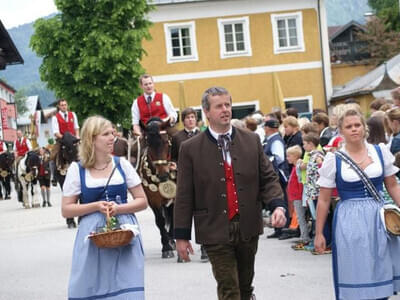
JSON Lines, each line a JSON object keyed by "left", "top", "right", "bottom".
{"left": 0, "top": 187, "right": 342, "bottom": 300}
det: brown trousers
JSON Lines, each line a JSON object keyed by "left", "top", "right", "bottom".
{"left": 203, "top": 216, "right": 258, "bottom": 300}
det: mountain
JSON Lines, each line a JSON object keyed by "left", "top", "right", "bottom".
{"left": 326, "top": 0, "right": 371, "bottom": 26}
{"left": 0, "top": 15, "right": 56, "bottom": 108}
{"left": 0, "top": 1, "right": 370, "bottom": 108}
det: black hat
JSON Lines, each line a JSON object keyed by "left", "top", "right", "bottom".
{"left": 264, "top": 119, "right": 280, "bottom": 128}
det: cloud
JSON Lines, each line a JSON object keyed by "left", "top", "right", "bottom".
{"left": 0, "top": 0, "right": 58, "bottom": 29}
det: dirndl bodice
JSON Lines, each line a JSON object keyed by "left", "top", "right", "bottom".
{"left": 335, "top": 144, "right": 384, "bottom": 201}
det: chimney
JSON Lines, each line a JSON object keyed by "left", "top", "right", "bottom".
{"left": 364, "top": 11, "right": 376, "bottom": 23}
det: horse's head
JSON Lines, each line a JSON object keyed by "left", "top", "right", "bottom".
{"left": 25, "top": 151, "right": 41, "bottom": 178}
{"left": 143, "top": 118, "right": 172, "bottom": 182}
{"left": 60, "top": 132, "right": 80, "bottom": 163}
{"left": 0, "top": 152, "right": 14, "bottom": 171}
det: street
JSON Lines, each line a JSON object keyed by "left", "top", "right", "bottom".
{"left": 0, "top": 187, "right": 336, "bottom": 300}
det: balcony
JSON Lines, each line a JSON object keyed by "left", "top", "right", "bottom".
{"left": 331, "top": 40, "right": 370, "bottom": 62}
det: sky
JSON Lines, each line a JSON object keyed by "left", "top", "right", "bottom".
{"left": 0, "top": 0, "right": 58, "bottom": 29}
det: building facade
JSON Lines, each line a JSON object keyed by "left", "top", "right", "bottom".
{"left": 141, "top": 0, "right": 331, "bottom": 120}
{"left": 0, "top": 79, "right": 17, "bottom": 143}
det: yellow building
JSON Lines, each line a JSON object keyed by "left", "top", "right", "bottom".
{"left": 141, "top": 0, "right": 332, "bottom": 120}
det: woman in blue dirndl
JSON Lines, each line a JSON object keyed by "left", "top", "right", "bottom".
{"left": 62, "top": 116, "right": 148, "bottom": 300}
{"left": 315, "top": 108, "right": 400, "bottom": 300}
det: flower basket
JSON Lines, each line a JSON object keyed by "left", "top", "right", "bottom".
{"left": 89, "top": 229, "right": 134, "bottom": 248}
{"left": 89, "top": 207, "right": 134, "bottom": 248}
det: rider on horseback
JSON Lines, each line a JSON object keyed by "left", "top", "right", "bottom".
{"left": 131, "top": 74, "right": 177, "bottom": 137}
{"left": 51, "top": 99, "right": 80, "bottom": 228}
{"left": 13, "top": 130, "right": 32, "bottom": 164}
{"left": 50, "top": 99, "right": 79, "bottom": 180}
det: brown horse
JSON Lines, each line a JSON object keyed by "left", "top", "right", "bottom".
{"left": 138, "top": 117, "right": 178, "bottom": 258}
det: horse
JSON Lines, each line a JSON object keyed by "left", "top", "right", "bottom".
{"left": 16, "top": 151, "right": 41, "bottom": 208}
{"left": 138, "top": 118, "right": 178, "bottom": 259}
{"left": 53, "top": 132, "right": 79, "bottom": 228}
{"left": 0, "top": 152, "right": 14, "bottom": 200}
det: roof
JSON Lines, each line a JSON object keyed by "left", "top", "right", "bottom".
{"left": 331, "top": 53, "right": 400, "bottom": 101}
{"left": 42, "top": 107, "right": 57, "bottom": 120}
{"left": 329, "top": 20, "right": 364, "bottom": 41}
{"left": 328, "top": 26, "right": 342, "bottom": 39}
{"left": 17, "top": 95, "right": 43, "bottom": 125}
{"left": 0, "top": 20, "right": 23, "bottom": 69}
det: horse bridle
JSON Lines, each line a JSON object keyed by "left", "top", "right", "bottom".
{"left": 147, "top": 130, "right": 172, "bottom": 166}
{"left": 139, "top": 130, "right": 177, "bottom": 199}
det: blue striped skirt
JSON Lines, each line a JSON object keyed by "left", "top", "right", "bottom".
{"left": 68, "top": 212, "right": 145, "bottom": 300}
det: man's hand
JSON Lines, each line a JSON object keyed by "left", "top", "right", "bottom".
{"left": 132, "top": 124, "right": 142, "bottom": 138}
{"left": 176, "top": 239, "right": 194, "bottom": 262}
{"left": 271, "top": 207, "right": 286, "bottom": 228}
{"left": 169, "top": 162, "right": 177, "bottom": 171}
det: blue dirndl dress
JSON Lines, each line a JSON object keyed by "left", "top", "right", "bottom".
{"left": 332, "top": 145, "right": 400, "bottom": 300}
{"left": 68, "top": 157, "right": 145, "bottom": 300}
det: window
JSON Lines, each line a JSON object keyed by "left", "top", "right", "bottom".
{"left": 232, "top": 101, "right": 259, "bottom": 119}
{"left": 217, "top": 17, "right": 252, "bottom": 59}
{"left": 164, "top": 21, "right": 198, "bottom": 63}
{"left": 284, "top": 96, "right": 312, "bottom": 118}
{"left": 271, "top": 12, "right": 305, "bottom": 54}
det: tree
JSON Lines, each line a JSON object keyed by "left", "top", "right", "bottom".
{"left": 30, "top": 0, "right": 153, "bottom": 128}
{"left": 357, "top": 17, "right": 400, "bottom": 66}
{"left": 14, "top": 89, "right": 29, "bottom": 115}
{"left": 368, "top": 0, "right": 400, "bottom": 31}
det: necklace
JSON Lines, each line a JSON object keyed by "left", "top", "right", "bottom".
{"left": 353, "top": 155, "right": 369, "bottom": 165}
{"left": 92, "top": 160, "right": 111, "bottom": 171}
{"left": 348, "top": 148, "right": 369, "bottom": 165}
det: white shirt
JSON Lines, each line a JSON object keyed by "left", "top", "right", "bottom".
{"left": 131, "top": 92, "right": 177, "bottom": 125}
{"left": 63, "top": 157, "right": 141, "bottom": 197}
{"left": 255, "top": 125, "right": 265, "bottom": 143}
{"left": 318, "top": 142, "right": 398, "bottom": 188}
{"left": 265, "top": 132, "right": 285, "bottom": 165}
{"left": 52, "top": 111, "right": 79, "bottom": 136}
{"left": 13, "top": 138, "right": 32, "bottom": 152}
{"left": 208, "top": 126, "right": 233, "bottom": 165}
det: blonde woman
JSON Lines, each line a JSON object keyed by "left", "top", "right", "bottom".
{"left": 315, "top": 109, "right": 400, "bottom": 299}
{"left": 283, "top": 116, "right": 303, "bottom": 151}
{"left": 62, "top": 116, "right": 147, "bottom": 300}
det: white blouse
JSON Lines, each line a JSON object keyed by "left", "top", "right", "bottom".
{"left": 63, "top": 157, "right": 141, "bottom": 197}
{"left": 317, "top": 143, "right": 398, "bottom": 188}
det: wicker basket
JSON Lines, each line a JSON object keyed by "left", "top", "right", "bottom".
{"left": 385, "top": 208, "right": 400, "bottom": 236}
{"left": 89, "top": 207, "right": 134, "bottom": 248}
{"left": 89, "top": 229, "right": 134, "bottom": 248}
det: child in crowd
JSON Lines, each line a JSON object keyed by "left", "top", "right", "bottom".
{"left": 302, "top": 133, "right": 331, "bottom": 254}
{"left": 298, "top": 123, "right": 320, "bottom": 217}
{"left": 286, "top": 145, "right": 309, "bottom": 249}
